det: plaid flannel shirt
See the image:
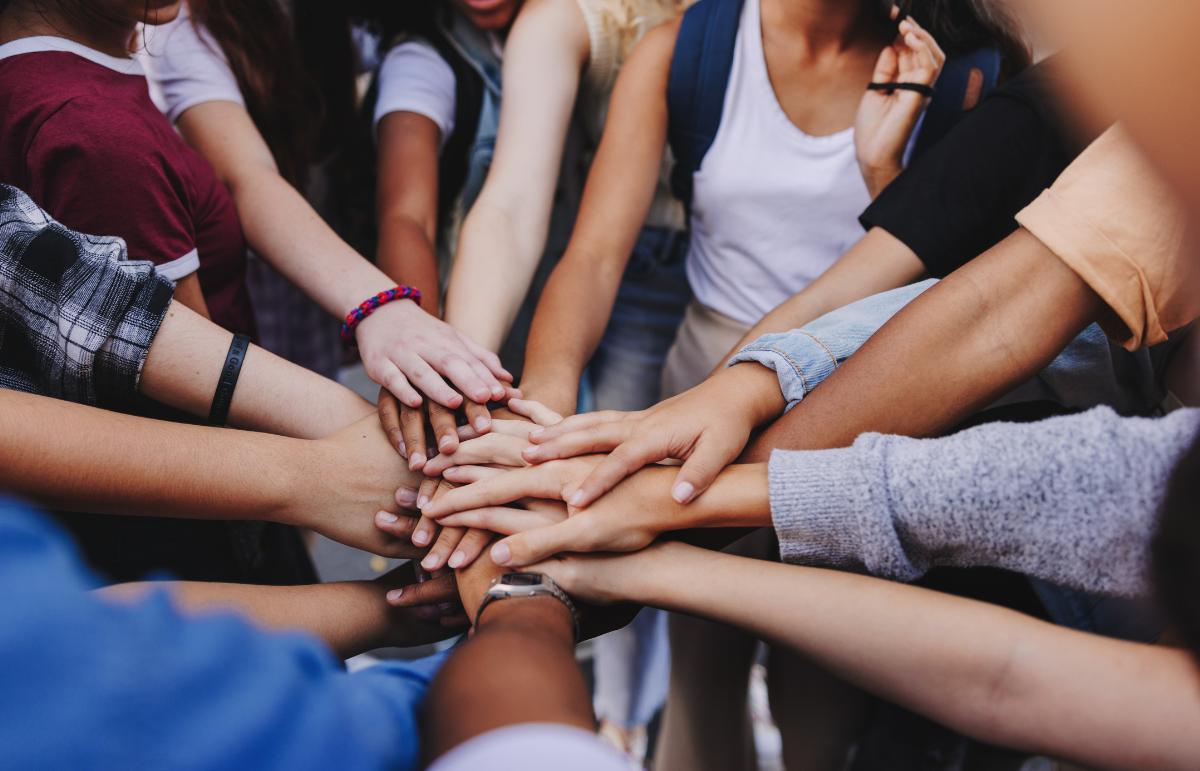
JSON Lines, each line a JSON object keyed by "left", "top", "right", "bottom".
{"left": 0, "top": 185, "right": 173, "bottom": 406}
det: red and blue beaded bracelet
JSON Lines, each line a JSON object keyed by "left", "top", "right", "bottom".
{"left": 341, "top": 286, "right": 422, "bottom": 342}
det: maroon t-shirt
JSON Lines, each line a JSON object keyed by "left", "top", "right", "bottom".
{"left": 0, "top": 42, "right": 256, "bottom": 337}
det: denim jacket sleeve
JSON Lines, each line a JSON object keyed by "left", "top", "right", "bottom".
{"left": 726, "top": 279, "right": 938, "bottom": 412}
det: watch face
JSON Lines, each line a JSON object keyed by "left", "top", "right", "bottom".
{"left": 500, "top": 573, "right": 543, "bottom": 587}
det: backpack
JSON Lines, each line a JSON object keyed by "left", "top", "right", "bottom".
{"left": 666, "top": 0, "right": 1001, "bottom": 209}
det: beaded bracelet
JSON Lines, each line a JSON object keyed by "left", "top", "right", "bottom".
{"left": 341, "top": 286, "right": 422, "bottom": 342}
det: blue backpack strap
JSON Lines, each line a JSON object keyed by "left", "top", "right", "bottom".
{"left": 909, "top": 47, "right": 1001, "bottom": 161}
{"left": 666, "top": 0, "right": 746, "bottom": 210}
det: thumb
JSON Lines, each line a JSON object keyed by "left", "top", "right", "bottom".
{"left": 491, "top": 519, "right": 586, "bottom": 568}
{"left": 670, "top": 438, "right": 730, "bottom": 504}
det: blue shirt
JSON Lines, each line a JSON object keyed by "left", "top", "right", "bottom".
{"left": 0, "top": 497, "right": 442, "bottom": 771}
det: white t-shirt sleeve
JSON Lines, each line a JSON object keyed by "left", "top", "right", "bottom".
{"left": 427, "top": 724, "right": 630, "bottom": 771}
{"left": 374, "top": 40, "right": 457, "bottom": 151}
{"left": 140, "top": 6, "right": 245, "bottom": 123}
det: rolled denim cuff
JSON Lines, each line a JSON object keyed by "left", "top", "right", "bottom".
{"left": 726, "top": 335, "right": 837, "bottom": 413}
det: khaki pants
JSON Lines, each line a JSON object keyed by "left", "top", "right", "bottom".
{"left": 661, "top": 300, "right": 754, "bottom": 400}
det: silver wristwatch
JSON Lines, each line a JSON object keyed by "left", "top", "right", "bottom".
{"left": 474, "top": 573, "right": 581, "bottom": 642}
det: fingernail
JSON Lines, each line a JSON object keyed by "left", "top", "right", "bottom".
{"left": 475, "top": 389, "right": 491, "bottom": 402}
{"left": 377, "top": 511, "right": 398, "bottom": 523}
{"left": 522, "top": 446, "right": 538, "bottom": 458}
{"left": 386, "top": 588, "right": 403, "bottom": 601}
{"left": 529, "top": 427, "right": 544, "bottom": 437}
{"left": 412, "top": 530, "right": 430, "bottom": 546}
{"left": 448, "top": 552, "right": 465, "bottom": 569}
{"left": 417, "top": 495, "right": 430, "bottom": 509}
{"left": 409, "top": 453, "right": 425, "bottom": 469}
{"left": 397, "top": 487, "right": 417, "bottom": 506}
{"left": 438, "top": 602, "right": 456, "bottom": 613}
{"left": 398, "top": 441, "right": 407, "bottom": 457}
{"left": 673, "top": 481, "right": 695, "bottom": 504}
{"left": 438, "top": 436, "right": 454, "bottom": 451}
{"left": 474, "top": 416, "right": 489, "bottom": 431}
{"left": 421, "top": 554, "right": 440, "bottom": 570}
{"left": 569, "top": 490, "right": 585, "bottom": 507}
{"left": 492, "top": 542, "right": 511, "bottom": 565}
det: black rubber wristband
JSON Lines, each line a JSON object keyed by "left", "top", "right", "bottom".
{"left": 867, "top": 81, "right": 935, "bottom": 97}
{"left": 208, "top": 334, "right": 250, "bottom": 426}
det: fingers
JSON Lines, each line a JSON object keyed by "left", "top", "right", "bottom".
{"left": 422, "top": 433, "right": 531, "bottom": 477}
{"left": 896, "top": 16, "right": 944, "bottom": 80}
{"left": 505, "top": 398, "right": 564, "bottom": 428}
{"left": 455, "top": 329, "right": 512, "bottom": 386}
{"left": 526, "top": 410, "right": 629, "bottom": 444}
{"left": 416, "top": 476, "right": 441, "bottom": 511}
{"left": 421, "top": 525, "right": 466, "bottom": 571}
{"left": 441, "top": 465, "right": 507, "bottom": 484}
{"left": 439, "top": 354, "right": 496, "bottom": 405}
{"left": 378, "top": 387, "right": 405, "bottom": 457}
{"left": 386, "top": 570, "right": 457, "bottom": 606}
{"left": 491, "top": 518, "right": 589, "bottom": 568}
{"left": 487, "top": 419, "right": 543, "bottom": 438}
{"left": 427, "top": 399, "right": 460, "bottom": 455}
{"left": 395, "top": 486, "right": 419, "bottom": 511}
{"left": 374, "top": 359, "right": 422, "bottom": 408}
{"left": 446, "top": 527, "right": 493, "bottom": 569}
{"left": 522, "top": 420, "right": 632, "bottom": 464}
{"left": 406, "top": 359, "right": 464, "bottom": 409}
{"left": 400, "top": 402, "right": 430, "bottom": 471}
{"left": 411, "top": 512, "right": 440, "bottom": 548}
{"left": 871, "top": 43, "right": 899, "bottom": 83}
{"left": 561, "top": 437, "right": 666, "bottom": 508}
{"left": 463, "top": 398, "right": 492, "bottom": 434}
{"left": 375, "top": 510, "right": 420, "bottom": 541}
{"left": 421, "top": 465, "right": 559, "bottom": 518}
{"left": 438, "top": 505, "right": 564, "bottom": 535}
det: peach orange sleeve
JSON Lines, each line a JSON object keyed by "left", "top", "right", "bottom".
{"left": 1015, "top": 124, "right": 1196, "bottom": 351}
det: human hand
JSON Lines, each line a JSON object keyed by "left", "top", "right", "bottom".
{"left": 377, "top": 383, "right": 528, "bottom": 471}
{"left": 525, "top": 540, "right": 690, "bottom": 607}
{"left": 355, "top": 298, "right": 512, "bottom": 409}
{"left": 421, "top": 460, "right": 704, "bottom": 568}
{"left": 375, "top": 561, "right": 470, "bottom": 640}
{"left": 854, "top": 7, "right": 945, "bottom": 197}
{"left": 376, "top": 478, "right": 496, "bottom": 575}
{"left": 300, "top": 414, "right": 433, "bottom": 558}
{"left": 418, "top": 399, "right": 564, "bottom": 477}
{"left": 518, "top": 363, "right": 786, "bottom": 507}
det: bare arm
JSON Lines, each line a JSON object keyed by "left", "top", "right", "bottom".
{"left": 0, "top": 389, "right": 426, "bottom": 558}
{"left": 744, "top": 227, "right": 1104, "bottom": 456}
{"left": 538, "top": 542, "right": 1200, "bottom": 771}
{"left": 711, "top": 227, "right": 926, "bottom": 377}
{"left": 99, "top": 562, "right": 455, "bottom": 659}
{"left": 171, "top": 272, "right": 212, "bottom": 320}
{"left": 444, "top": 0, "right": 590, "bottom": 352}
{"left": 375, "top": 111, "right": 444, "bottom": 311}
{"left": 140, "top": 299, "right": 374, "bottom": 438}
{"left": 175, "top": 100, "right": 509, "bottom": 410}
{"left": 518, "top": 18, "right": 681, "bottom": 414}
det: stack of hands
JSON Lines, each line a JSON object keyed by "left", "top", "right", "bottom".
{"left": 365, "top": 365, "right": 781, "bottom": 638}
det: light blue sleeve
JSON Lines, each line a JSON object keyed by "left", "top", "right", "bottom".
{"left": 726, "top": 280, "right": 938, "bottom": 412}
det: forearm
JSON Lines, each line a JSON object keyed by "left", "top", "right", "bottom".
{"left": 519, "top": 250, "right": 627, "bottom": 414}
{"left": 99, "top": 578, "right": 398, "bottom": 659}
{"left": 423, "top": 597, "right": 589, "bottom": 760}
{"left": 139, "top": 300, "right": 374, "bottom": 438}
{"left": 445, "top": 203, "right": 549, "bottom": 352}
{"left": 633, "top": 545, "right": 1200, "bottom": 769}
{"left": 376, "top": 214, "right": 442, "bottom": 312}
{"left": 743, "top": 228, "right": 1103, "bottom": 456}
{"left": 0, "top": 389, "right": 315, "bottom": 521}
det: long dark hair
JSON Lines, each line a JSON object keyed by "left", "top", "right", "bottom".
{"left": 189, "top": 0, "right": 359, "bottom": 192}
{"left": 1153, "top": 430, "right": 1200, "bottom": 660}
{"left": 880, "top": 0, "right": 1031, "bottom": 81}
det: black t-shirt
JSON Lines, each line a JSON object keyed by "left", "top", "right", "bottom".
{"left": 860, "top": 57, "right": 1098, "bottom": 278}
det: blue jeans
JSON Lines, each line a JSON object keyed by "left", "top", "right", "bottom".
{"left": 1030, "top": 578, "right": 1166, "bottom": 643}
{"left": 586, "top": 226, "right": 691, "bottom": 728}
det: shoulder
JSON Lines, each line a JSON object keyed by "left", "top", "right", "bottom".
{"left": 31, "top": 92, "right": 170, "bottom": 162}
{"left": 379, "top": 39, "right": 456, "bottom": 91}
{"left": 141, "top": 9, "right": 245, "bottom": 121}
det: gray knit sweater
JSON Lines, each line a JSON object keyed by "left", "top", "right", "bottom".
{"left": 768, "top": 406, "right": 1200, "bottom": 597}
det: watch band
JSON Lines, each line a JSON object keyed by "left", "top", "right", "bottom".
{"left": 475, "top": 575, "right": 581, "bottom": 643}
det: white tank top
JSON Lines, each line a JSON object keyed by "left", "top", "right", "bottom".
{"left": 685, "top": 0, "right": 871, "bottom": 325}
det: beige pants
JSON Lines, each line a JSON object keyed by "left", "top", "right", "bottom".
{"left": 660, "top": 300, "right": 754, "bottom": 400}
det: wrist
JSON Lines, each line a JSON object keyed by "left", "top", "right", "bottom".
{"left": 692, "top": 463, "right": 772, "bottom": 528}
{"left": 721, "top": 363, "right": 788, "bottom": 428}
{"left": 477, "top": 594, "right": 576, "bottom": 641}
{"left": 515, "top": 374, "right": 578, "bottom": 417}
{"left": 860, "top": 162, "right": 904, "bottom": 200}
